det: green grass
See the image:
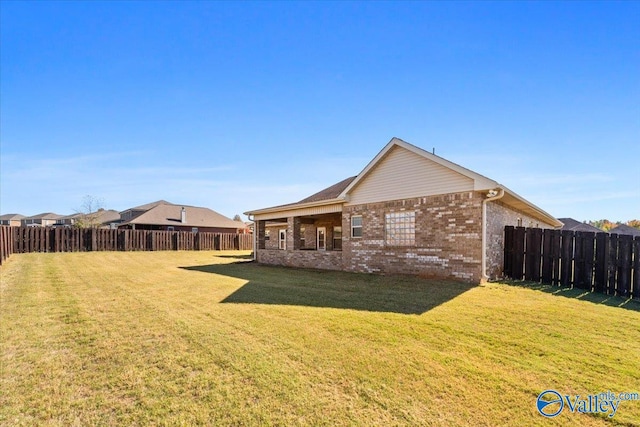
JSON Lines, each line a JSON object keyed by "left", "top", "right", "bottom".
{"left": 1, "top": 251, "right": 639, "bottom": 426}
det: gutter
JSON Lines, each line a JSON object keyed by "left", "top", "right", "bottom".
{"left": 482, "top": 188, "right": 505, "bottom": 281}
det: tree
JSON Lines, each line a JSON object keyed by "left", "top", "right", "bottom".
{"left": 627, "top": 219, "right": 640, "bottom": 230}
{"left": 233, "top": 214, "right": 242, "bottom": 222}
{"left": 74, "top": 195, "right": 105, "bottom": 229}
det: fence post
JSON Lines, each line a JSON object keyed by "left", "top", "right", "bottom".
{"left": 633, "top": 236, "right": 640, "bottom": 300}
{"left": 607, "top": 234, "right": 618, "bottom": 295}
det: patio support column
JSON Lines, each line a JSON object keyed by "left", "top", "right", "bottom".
{"left": 293, "top": 217, "right": 302, "bottom": 250}
{"left": 257, "top": 220, "right": 266, "bottom": 250}
{"left": 286, "top": 217, "right": 295, "bottom": 250}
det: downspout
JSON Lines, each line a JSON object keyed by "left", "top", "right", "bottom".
{"left": 247, "top": 214, "right": 256, "bottom": 261}
{"left": 482, "top": 188, "right": 505, "bottom": 281}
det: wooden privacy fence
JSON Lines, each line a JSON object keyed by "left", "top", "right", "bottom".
{"left": 504, "top": 226, "right": 640, "bottom": 300}
{"left": 0, "top": 226, "right": 252, "bottom": 263}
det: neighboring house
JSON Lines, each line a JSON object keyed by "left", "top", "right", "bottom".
{"left": 0, "top": 214, "right": 25, "bottom": 226}
{"left": 245, "top": 137, "right": 562, "bottom": 283}
{"left": 56, "top": 209, "right": 122, "bottom": 228}
{"left": 558, "top": 218, "right": 602, "bottom": 233}
{"left": 609, "top": 224, "right": 640, "bottom": 237}
{"left": 118, "top": 201, "right": 244, "bottom": 233}
{"left": 21, "top": 213, "right": 63, "bottom": 227}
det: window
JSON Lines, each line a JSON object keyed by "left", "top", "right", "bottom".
{"left": 385, "top": 211, "right": 415, "bottom": 246}
{"left": 167, "top": 226, "right": 175, "bottom": 231}
{"left": 333, "top": 226, "right": 342, "bottom": 250}
{"left": 300, "top": 226, "right": 306, "bottom": 248}
{"left": 265, "top": 229, "right": 270, "bottom": 240}
{"left": 192, "top": 227, "right": 198, "bottom": 233}
{"left": 351, "top": 215, "right": 363, "bottom": 238}
{"left": 317, "top": 227, "right": 326, "bottom": 251}
{"left": 279, "top": 229, "right": 286, "bottom": 250}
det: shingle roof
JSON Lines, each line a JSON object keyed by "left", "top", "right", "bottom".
{"left": 609, "top": 224, "right": 640, "bottom": 237}
{"left": 121, "top": 204, "right": 241, "bottom": 229}
{"left": 0, "top": 214, "right": 25, "bottom": 220}
{"left": 558, "top": 218, "right": 602, "bottom": 233}
{"left": 124, "top": 200, "right": 173, "bottom": 212}
{"left": 298, "top": 176, "right": 357, "bottom": 204}
{"left": 23, "top": 212, "right": 63, "bottom": 220}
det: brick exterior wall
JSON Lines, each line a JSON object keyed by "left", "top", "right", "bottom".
{"left": 485, "top": 201, "right": 555, "bottom": 280}
{"left": 342, "top": 191, "right": 483, "bottom": 282}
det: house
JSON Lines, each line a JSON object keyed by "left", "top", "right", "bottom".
{"left": 245, "top": 137, "right": 562, "bottom": 283}
{"left": 609, "top": 224, "right": 640, "bottom": 237}
{"left": 118, "top": 201, "right": 245, "bottom": 233}
{"left": 558, "top": 218, "right": 602, "bottom": 233}
{"left": 0, "top": 214, "right": 25, "bottom": 226}
{"left": 21, "top": 213, "right": 63, "bottom": 227}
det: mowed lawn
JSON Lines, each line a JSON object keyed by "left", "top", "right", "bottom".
{"left": 1, "top": 251, "right": 639, "bottom": 426}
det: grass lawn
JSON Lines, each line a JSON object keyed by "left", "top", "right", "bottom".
{"left": 1, "top": 251, "right": 639, "bottom": 426}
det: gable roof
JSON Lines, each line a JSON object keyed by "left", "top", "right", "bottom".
{"left": 558, "top": 218, "right": 602, "bottom": 233}
{"left": 246, "top": 137, "right": 562, "bottom": 227}
{"left": 339, "top": 138, "right": 496, "bottom": 197}
{"left": 120, "top": 203, "right": 241, "bottom": 229}
{"left": 609, "top": 224, "right": 640, "bottom": 237}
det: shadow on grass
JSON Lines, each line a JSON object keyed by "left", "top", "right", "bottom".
{"left": 213, "top": 254, "right": 254, "bottom": 260}
{"left": 500, "top": 280, "right": 640, "bottom": 312}
{"left": 180, "top": 262, "right": 475, "bottom": 315}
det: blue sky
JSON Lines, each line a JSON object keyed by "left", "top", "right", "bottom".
{"left": 1, "top": 1, "right": 638, "bottom": 222}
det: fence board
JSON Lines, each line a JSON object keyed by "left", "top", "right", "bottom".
{"left": 512, "top": 227, "right": 525, "bottom": 280}
{"left": 617, "top": 235, "right": 632, "bottom": 298}
{"left": 560, "top": 230, "right": 574, "bottom": 287}
{"left": 525, "top": 228, "right": 542, "bottom": 281}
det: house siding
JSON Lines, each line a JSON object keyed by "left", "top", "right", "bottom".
{"left": 342, "top": 191, "right": 484, "bottom": 282}
{"left": 346, "top": 145, "right": 475, "bottom": 205}
{"left": 485, "top": 200, "right": 556, "bottom": 279}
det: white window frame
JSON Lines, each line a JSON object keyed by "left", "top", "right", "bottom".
{"left": 279, "top": 229, "right": 287, "bottom": 250}
{"left": 317, "top": 227, "right": 326, "bottom": 251}
{"left": 333, "top": 226, "right": 342, "bottom": 251}
{"left": 351, "top": 215, "right": 363, "bottom": 238}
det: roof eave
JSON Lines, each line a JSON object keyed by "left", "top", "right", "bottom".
{"left": 499, "top": 185, "right": 563, "bottom": 228}
{"left": 244, "top": 197, "right": 345, "bottom": 216}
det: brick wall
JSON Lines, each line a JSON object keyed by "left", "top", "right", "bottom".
{"left": 264, "top": 224, "right": 286, "bottom": 250}
{"left": 485, "top": 201, "right": 555, "bottom": 279}
{"left": 342, "top": 192, "right": 483, "bottom": 282}
{"left": 257, "top": 248, "right": 343, "bottom": 271}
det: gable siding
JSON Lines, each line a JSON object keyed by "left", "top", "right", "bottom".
{"left": 346, "top": 146, "right": 474, "bottom": 206}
